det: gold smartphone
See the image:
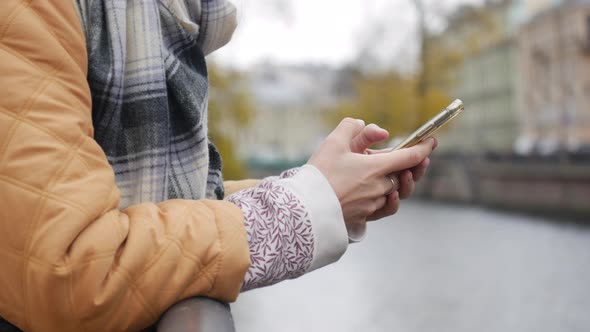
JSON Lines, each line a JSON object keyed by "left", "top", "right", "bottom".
{"left": 391, "top": 99, "right": 464, "bottom": 151}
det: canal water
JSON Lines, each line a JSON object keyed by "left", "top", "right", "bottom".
{"left": 232, "top": 201, "right": 590, "bottom": 332}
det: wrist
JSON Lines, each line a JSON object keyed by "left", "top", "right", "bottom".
{"left": 278, "top": 164, "right": 349, "bottom": 271}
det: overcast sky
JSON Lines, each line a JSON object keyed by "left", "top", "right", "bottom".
{"left": 212, "top": 0, "right": 485, "bottom": 70}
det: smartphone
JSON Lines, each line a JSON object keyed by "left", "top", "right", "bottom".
{"left": 391, "top": 99, "right": 464, "bottom": 151}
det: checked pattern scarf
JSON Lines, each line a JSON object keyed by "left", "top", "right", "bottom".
{"left": 74, "top": 0, "right": 238, "bottom": 207}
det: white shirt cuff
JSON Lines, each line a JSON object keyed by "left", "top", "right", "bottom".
{"left": 277, "top": 164, "right": 348, "bottom": 272}
{"left": 347, "top": 222, "right": 367, "bottom": 243}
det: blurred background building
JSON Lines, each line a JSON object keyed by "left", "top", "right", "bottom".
{"left": 210, "top": 0, "right": 590, "bottom": 214}
{"left": 416, "top": 0, "right": 590, "bottom": 213}
{"left": 216, "top": 0, "right": 590, "bottom": 160}
{"left": 433, "top": 0, "right": 521, "bottom": 153}
{"left": 516, "top": 0, "right": 590, "bottom": 155}
{"left": 230, "top": 64, "right": 347, "bottom": 174}
{"left": 430, "top": 0, "right": 590, "bottom": 155}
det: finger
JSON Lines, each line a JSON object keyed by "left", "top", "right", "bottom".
{"left": 375, "top": 196, "right": 387, "bottom": 212}
{"left": 360, "top": 197, "right": 387, "bottom": 221}
{"left": 411, "top": 157, "right": 430, "bottom": 182}
{"left": 365, "top": 148, "right": 392, "bottom": 155}
{"left": 383, "top": 175, "right": 400, "bottom": 196}
{"left": 328, "top": 118, "right": 366, "bottom": 142}
{"left": 398, "top": 170, "right": 414, "bottom": 199}
{"left": 365, "top": 149, "right": 380, "bottom": 155}
{"left": 368, "top": 138, "right": 436, "bottom": 175}
{"left": 368, "top": 191, "right": 400, "bottom": 221}
{"left": 350, "top": 124, "right": 389, "bottom": 153}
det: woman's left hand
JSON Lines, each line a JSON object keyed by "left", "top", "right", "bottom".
{"left": 349, "top": 123, "right": 435, "bottom": 221}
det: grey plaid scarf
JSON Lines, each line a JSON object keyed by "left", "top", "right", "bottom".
{"left": 75, "top": 0, "right": 238, "bottom": 207}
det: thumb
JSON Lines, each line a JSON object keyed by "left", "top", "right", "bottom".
{"left": 350, "top": 123, "right": 389, "bottom": 153}
{"left": 369, "top": 137, "right": 436, "bottom": 175}
{"left": 328, "top": 118, "right": 366, "bottom": 143}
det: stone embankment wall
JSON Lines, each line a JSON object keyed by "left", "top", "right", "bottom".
{"left": 415, "top": 154, "right": 590, "bottom": 218}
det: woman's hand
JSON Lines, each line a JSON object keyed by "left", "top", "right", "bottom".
{"left": 350, "top": 123, "right": 435, "bottom": 221}
{"left": 308, "top": 118, "right": 436, "bottom": 236}
{"left": 350, "top": 122, "right": 433, "bottom": 193}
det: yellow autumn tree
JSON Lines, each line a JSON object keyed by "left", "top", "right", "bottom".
{"left": 325, "top": 67, "right": 453, "bottom": 146}
{"left": 413, "top": 29, "right": 466, "bottom": 127}
{"left": 208, "top": 64, "right": 255, "bottom": 180}
{"left": 417, "top": 3, "right": 499, "bottom": 125}
{"left": 326, "top": 72, "right": 419, "bottom": 142}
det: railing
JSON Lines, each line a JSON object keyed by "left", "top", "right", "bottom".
{"left": 0, "top": 298, "right": 235, "bottom": 332}
{"left": 157, "top": 297, "right": 236, "bottom": 332}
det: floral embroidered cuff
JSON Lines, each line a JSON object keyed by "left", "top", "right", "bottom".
{"left": 227, "top": 168, "right": 314, "bottom": 291}
{"left": 277, "top": 165, "right": 348, "bottom": 271}
{"left": 226, "top": 165, "right": 348, "bottom": 291}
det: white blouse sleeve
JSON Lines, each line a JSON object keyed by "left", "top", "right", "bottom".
{"left": 226, "top": 165, "right": 348, "bottom": 291}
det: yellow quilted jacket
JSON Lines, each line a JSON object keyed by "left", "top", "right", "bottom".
{"left": 0, "top": 1, "right": 252, "bottom": 331}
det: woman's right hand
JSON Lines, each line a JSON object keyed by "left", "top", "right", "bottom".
{"left": 308, "top": 118, "right": 437, "bottom": 236}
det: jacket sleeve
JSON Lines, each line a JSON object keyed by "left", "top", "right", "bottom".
{"left": 0, "top": 1, "right": 249, "bottom": 331}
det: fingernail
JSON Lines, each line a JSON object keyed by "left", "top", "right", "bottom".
{"left": 368, "top": 123, "right": 388, "bottom": 136}
{"left": 357, "top": 119, "right": 365, "bottom": 126}
{"left": 431, "top": 137, "right": 438, "bottom": 150}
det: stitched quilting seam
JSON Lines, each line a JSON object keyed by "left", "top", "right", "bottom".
{"left": 103, "top": 189, "right": 120, "bottom": 217}
{"left": 0, "top": 73, "right": 51, "bottom": 171}
{"left": 131, "top": 205, "right": 193, "bottom": 278}
{"left": 0, "top": 44, "right": 69, "bottom": 172}
{"left": 0, "top": 108, "right": 93, "bottom": 173}
{"left": 113, "top": 267, "right": 159, "bottom": 322}
{"left": 205, "top": 213, "right": 224, "bottom": 296}
{"left": 0, "top": 176, "right": 93, "bottom": 218}
{"left": 0, "top": 246, "right": 116, "bottom": 275}
{"left": 65, "top": 249, "right": 83, "bottom": 332}
{"left": 46, "top": 133, "right": 86, "bottom": 200}
{"left": 0, "top": 0, "right": 33, "bottom": 41}
{"left": 192, "top": 259, "right": 217, "bottom": 290}
{"left": 66, "top": 261, "right": 157, "bottom": 325}
{"left": 21, "top": 127, "right": 85, "bottom": 330}
{"left": 27, "top": 3, "right": 86, "bottom": 64}
{"left": 0, "top": 45, "right": 91, "bottom": 136}
{"left": 98, "top": 187, "right": 120, "bottom": 217}
{"left": 163, "top": 235, "right": 205, "bottom": 269}
{"left": 14, "top": 74, "right": 65, "bottom": 331}
{"left": 132, "top": 235, "right": 217, "bottom": 308}
{"left": 134, "top": 234, "right": 208, "bottom": 285}
{"left": 20, "top": 192, "right": 44, "bottom": 331}
{"left": 0, "top": 44, "right": 85, "bottom": 88}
